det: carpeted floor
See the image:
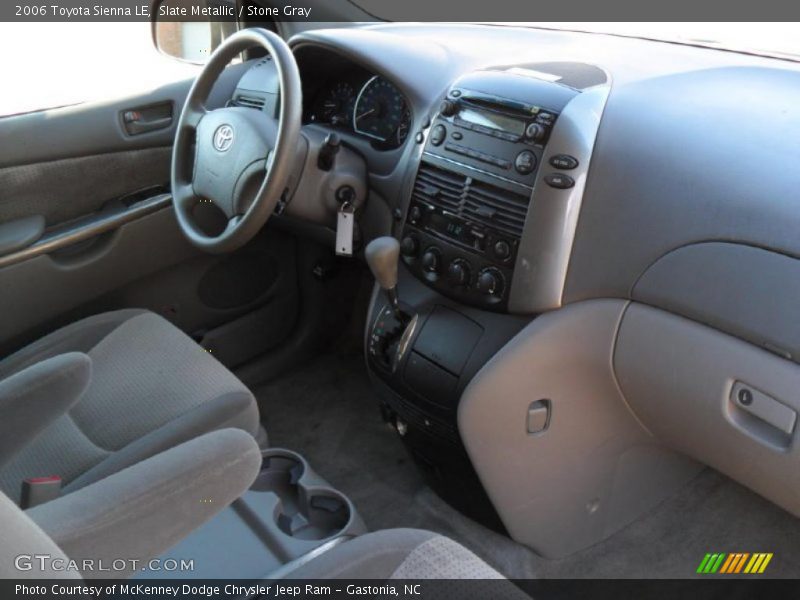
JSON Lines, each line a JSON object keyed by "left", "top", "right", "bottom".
{"left": 254, "top": 352, "right": 800, "bottom": 579}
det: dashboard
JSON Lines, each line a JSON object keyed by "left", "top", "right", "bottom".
{"left": 217, "top": 21, "right": 800, "bottom": 559}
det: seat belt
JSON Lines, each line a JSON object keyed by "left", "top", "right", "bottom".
{"left": 20, "top": 476, "right": 62, "bottom": 509}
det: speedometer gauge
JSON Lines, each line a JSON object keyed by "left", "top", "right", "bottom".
{"left": 319, "top": 82, "right": 356, "bottom": 126}
{"left": 353, "top": 77, "right": 407, "bottom": 142}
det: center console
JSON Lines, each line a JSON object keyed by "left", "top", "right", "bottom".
{"left": 141, "top": 448, "right": 366, "bottom": 579}
{"left": 400, "top": 69, "right": 578, "bottom": 312}
{"left": 367, "top": 64, "right": 610, "bottom": 531}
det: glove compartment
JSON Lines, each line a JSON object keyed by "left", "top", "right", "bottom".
{"left": 615, "top": 304, "right": 800, "bottom": 516}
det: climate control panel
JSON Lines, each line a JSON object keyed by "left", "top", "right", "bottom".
{"left": 400, "top": 200, "right": 517, "bottom": 311}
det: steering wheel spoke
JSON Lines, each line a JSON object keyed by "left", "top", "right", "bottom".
{"left": 224, "top": 214, "right": 244, "bottom": 235}
{"left": 172, "top": 183, "right": 198, "bottom": 210}
{"left": 183, "top": 102, "right": 208, "bottom": 130}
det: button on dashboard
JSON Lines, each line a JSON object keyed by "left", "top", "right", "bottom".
{"left": 493, "top": 240, "right": 511, "bottom": 260}
{"left": 544, "top": 173, "right": 575, "bottom": 189}
{"left": 514, "top": 150, "right": 537, "bottom": 175}
{"left": 430, "top": 124, "right": 446, "bottom": 146}
{"left": 549, "top": 154, "right": 579, "bottom": 170}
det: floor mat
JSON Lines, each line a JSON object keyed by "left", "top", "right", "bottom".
{"left": 254, "top": 352, "right": 800, "bottom": 579}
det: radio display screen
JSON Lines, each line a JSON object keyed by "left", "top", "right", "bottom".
{"left": 458, "top": 107, "right": 525, "bottom": 136}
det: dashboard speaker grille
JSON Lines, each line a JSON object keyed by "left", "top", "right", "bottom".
{"left": 412, "top": 162, "right": 530, "bottom": 238}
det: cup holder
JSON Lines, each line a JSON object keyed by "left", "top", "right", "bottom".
{"left": 276, "top": 489, "right": 351, "bottom": 541}
{"left": 251, "top": 450, "right": 354, "bottom": 542}
{"left": 251, "top": 451, "right": 305, "bottom": 514}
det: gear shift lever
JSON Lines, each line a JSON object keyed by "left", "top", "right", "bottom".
{"left": 365, "top": 237, "right": 403, "bottom": 321}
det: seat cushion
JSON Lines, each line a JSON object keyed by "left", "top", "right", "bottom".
{"left": 287, "top": 528, "right": 510, "bottom": 579}
{"left": 0, "top": 310, "right": 260, "bottom": 502}
{"left": 285, "top": 529, "right": 530, "bottom": 598}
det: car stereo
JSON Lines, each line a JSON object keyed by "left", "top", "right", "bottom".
{"left": 401, "top": 69, "right": 579, "bottom": 310}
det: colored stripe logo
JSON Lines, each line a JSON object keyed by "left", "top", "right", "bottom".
{"left": 696, "top": 553, "right": 773, "bottom": 574}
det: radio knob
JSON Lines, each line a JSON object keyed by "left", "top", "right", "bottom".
{"left": 421, "top": 248, "right": 441, "bottom": 274}
{"left": 440, "top": 99, "right": 458, "bottom": 117}
{"left": 476, "top": 268, "right": 504, "bottom": 296}
{"left": 525, "top": 123, "right": 546, "bottom": 142}
{"left": 446, "top": 259, "right": 471, "bottom": 287}
{"left": 400, "top": 236, "right": 419, "bottom": 258}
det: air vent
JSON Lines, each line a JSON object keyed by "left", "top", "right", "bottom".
{"left": 412, "top": 163, "right": 465, "bottom": 212}
{"left": 464, "top": 179, "right": 529, "bottom": 237}
{"left": 411, "top": 163, "right": 529, "bottom": 237}
{"left": 232, "top": 95, "right": 266, "bottom": 110}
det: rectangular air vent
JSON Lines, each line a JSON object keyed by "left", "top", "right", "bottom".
{"left": 464, "top": 179, "right": 529, "bottom": 237}
{"left": 411, "top": 163, "right": 530, "bottom": 238}
{"left": 232, "top": 95, "right": 266, "bottom": 110}
{"left": 412, "top": 163, "right": 465, "bottom": 212}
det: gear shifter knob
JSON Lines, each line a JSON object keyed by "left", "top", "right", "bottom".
{"left": 365, "top": 237, "right": 404, "bottom": 321}
{"left": 365, "top": 237, "right": 400, "bottom": 291}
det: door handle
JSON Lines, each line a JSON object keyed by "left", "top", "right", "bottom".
{"left": 121, "top": 102, "right": 173, "bottom": 136}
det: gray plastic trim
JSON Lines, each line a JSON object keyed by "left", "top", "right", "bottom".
{"left": 0, "top": 215, "right": 45, "bottom": 257}
{"left": 459, "top": 299, "right": 700, "bottom": 558}
{"left": 267, "top": 536, "right": 353, "bottom": 579}
{"left": 0, "top": 194, "right": 171, "bottom": 270}
{"left": 509, "top": 83, "right": 610, "bottom": 314}
{"left": 633, "top": 242, "right": 800, "bottom": 364}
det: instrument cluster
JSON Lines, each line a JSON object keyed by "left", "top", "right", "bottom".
{"left": 307, "top": 72, "right": 411, "bottom": 150}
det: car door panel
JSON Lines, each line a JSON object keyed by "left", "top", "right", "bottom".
{"left": 0, "top": 147, "right": 171, "bottom": 227}
{"left": 0, "top": 60, "right": 302, "bottom": 366}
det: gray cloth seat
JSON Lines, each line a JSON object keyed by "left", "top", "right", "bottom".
{"left": 0, "top": 309, "right": 261, "bottom": 502}
{"left": 1, "top": 428, "right": 262, "bottom": 580}
{"left": 286, "top": 528, "right": 528, "bottom": 597}
{"left": 287, "top": 528, "right": 506, "bottom": 578}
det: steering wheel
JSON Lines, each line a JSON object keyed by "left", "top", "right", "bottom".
{"left": 171, "top": 28, "right": 301, "bottom": 253}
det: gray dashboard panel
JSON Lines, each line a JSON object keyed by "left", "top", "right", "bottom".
{"left": 633, "top": 242, "right": 800, "bottom": 362}
{"left": 509, "top": 83, "right": 610, "bottom": 313}
{"left": 459, "top": 299, "right": 700, "bottom": 557}
{"left": 564, "top": 66, "right": 800, "bottom": 303}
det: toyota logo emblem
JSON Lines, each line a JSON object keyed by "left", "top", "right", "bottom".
{"left": 213, "top": 125, "right": 234, "bottom": 152}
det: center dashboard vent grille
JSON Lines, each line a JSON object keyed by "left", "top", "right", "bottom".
{"left": 411, "top": 163, "right": 530, "bottom": 237}
{"left": 231, "top": 94, "right": 266, "bottom": 110}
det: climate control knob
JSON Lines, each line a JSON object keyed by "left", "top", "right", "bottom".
{"left": 476, "top": 268, "right": 504, "bottom": 296}
{"left": 400, "top": 236, "right": 419, "bottom": 258}
{"left": 446, "top": 259, "right": 471, "bottom": 287}
{"left": 421, "top": 248, "right": 442, "bottom": 274}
